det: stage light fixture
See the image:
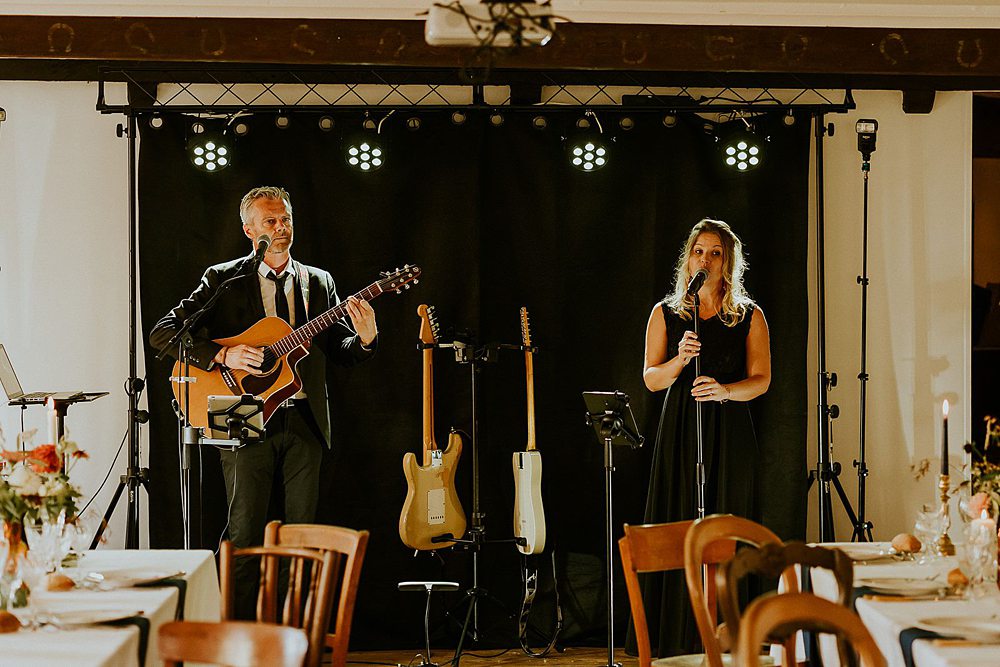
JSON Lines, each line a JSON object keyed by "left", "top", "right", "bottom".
{"left": 451, "top": 110, "right": 467, "bottom": 125}
{"left": 187, "top": 120, "right": 232, "bottom": 173}
{"left": 717, "top": 118, "right": 766, "bottom": 173}
{"left": 783, "top": 110, "right": 796, "bottom": 126}
{"left": 619, "top": 117, "right": 635, "bottom": 131}
{"left": 532, "top": 116, "right": 548, "bottom": 130}
{"left": 344, "top": 115, "right": 387, "bottom": 173}
{"left": 233, "top": 120, "right": 250, "bottom": 136}
{"left": 566, "top": 113, "right": 609, "bottom": 173}
{"left": 318, "top": 116, "right": 335, "bottom": 131}
{"left": 489, "top": 112, "right": 504, "bottom": 127}
{"left": 149, "top": 115, "right": 164, "bottom": 129}
{"left": 662, "top": 114, "right": 678, "bottom": 128}
{"left": 275, "top": 114, "right": 291, "bottom": 129}
{"left": 406, "top": 117, "right": 422, "bottom": 131}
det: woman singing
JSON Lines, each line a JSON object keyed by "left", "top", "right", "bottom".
{"left": 636, "top": 218, "right": 771, "bottom": 657}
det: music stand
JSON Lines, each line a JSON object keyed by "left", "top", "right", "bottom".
{"left": 583, "top": 391, "right": 643, "bottom": 667}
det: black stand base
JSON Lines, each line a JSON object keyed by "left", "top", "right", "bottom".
{"left": 806, "top": 461, "right": 872, "bottom": 543}
{"left": 90, "top": 466, "right": 150, "bottom": 549}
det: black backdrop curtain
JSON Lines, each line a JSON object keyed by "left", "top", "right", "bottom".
{"left": 139, "top": 109, "right": 810, "bottom": 649}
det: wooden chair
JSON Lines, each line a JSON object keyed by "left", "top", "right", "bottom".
{"left": 737, "top": 593, "right": 886, "bottom": 667}
{"left": 683, "top": 514, "right": 795, "bottom": 667}
{"left": 221, "top": 538, "right": 336, "bottom": 667}
{"left": 159, "top": 620, "right": 309, "bottom": 667}
{"left": 262, "top": 521, "right": 370, "bottom": 667}
{"left": 717, "top": 541, "right": 854, "bottom": 666}
{"left": 619, "top": 520, "right": 736, "bottom": 666}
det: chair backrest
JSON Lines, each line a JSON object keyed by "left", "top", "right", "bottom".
{"left": 737, "top": 592, "right": 886, "bottom": 667}
{"left": 684, "top": 514, "right": 793, "bottom": 667}
{"left": 619, "top": 520, "right": 736, "bottom": 667}
{"left": 159, "top": 620, "right": 309, "bottom": 667}
{"left": 717, "top": 541, "right": 854, "bottom": 665}
{"left": 221, "top": 539, "right": 336, "bottom": 667}
{"left": 262, "top": 521, "right": 370, "bottom": 667}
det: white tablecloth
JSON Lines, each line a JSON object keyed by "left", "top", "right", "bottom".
{"left": 0, "top": 549, "right": 220, "bottom": 667}
{"left": 775, "top": 541, "right": 1000, "bottom": 667}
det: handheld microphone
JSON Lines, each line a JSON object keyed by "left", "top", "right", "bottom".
{"left": 686, "top": 269, "right": 708, "bottom": 297}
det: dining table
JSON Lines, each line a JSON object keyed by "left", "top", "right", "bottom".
{"left": 779, "top": 541, "right": 1000, "bottom": 667}
{"left": 0, "top": 549, "right": 220, "bottom": 667}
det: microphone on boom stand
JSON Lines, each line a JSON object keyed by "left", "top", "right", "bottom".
{"left": 688, "top": 268, "right": 708, "bottom": 519}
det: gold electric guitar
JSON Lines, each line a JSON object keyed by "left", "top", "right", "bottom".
{"left": 398, "top": 304, "right": 467, "bottom": 550}
{"left": 171, "top": 265, "right": 420, "bottom": 428}
{"left": 513, "top": 307, "right": 546, "bottom": 555}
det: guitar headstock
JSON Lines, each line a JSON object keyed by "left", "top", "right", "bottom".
{"left": 520, "top": 306, "right": 531, "bottom": 347}
{"left": 379, "top": 264, "right": 421, "bottom": 294}
{"left": 417, "top": 304, "right": 440, "bottom": 345}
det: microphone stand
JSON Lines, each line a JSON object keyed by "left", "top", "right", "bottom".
{"left": 156, "top": 257, "right": 260, "bottom": 549}
{"left": 692, "top": 293, "right": 706, "bottom": 519}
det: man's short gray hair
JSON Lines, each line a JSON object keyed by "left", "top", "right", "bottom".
{"left": 240, "top": 186, "right": 293, "bottom": 224}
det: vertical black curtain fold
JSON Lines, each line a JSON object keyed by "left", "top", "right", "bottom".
{"left": 139, "top": 109, "right": 810, "bottom": 648}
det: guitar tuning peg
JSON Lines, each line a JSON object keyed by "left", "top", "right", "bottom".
{"left": 413, "top": 279, "right": 419, "bottom": 284}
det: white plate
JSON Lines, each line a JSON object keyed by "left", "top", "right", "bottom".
{"left": 49, "top": 609, "right": 142, "bottom": 626}
{"left": 856, "top": 577, "right": 946, "bottom": 595}
{"left": 87, "top": 569, "right": 184, "bottom": 589}
{"left": 915, "top": 615, "right": 1000, "bottom": 641}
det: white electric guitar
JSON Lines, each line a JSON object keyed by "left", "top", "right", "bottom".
{"left": 513, "top": 307, "right": 546, "bottom": 555}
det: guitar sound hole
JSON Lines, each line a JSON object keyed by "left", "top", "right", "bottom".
{"left": 259, "top": 347, "right": 277, "bottom": 373}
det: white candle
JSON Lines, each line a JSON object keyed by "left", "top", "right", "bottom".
{"left": 972, "top": 509, "right": 997, "bottom": 540}
{"left": 47, "top": 400, "right": 59, "bottom": 444}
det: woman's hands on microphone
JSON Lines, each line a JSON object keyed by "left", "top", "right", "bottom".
{"left": 678, "top": 330, "right": 700, "bottom": 365}
{"left": 692, "top": 376, "right": 732, "bottom": 402}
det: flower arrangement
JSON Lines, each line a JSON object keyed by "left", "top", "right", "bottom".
{"left": 961, "top": 416, "right": 1000, "bottom": 520}
{"left": 0, "top": 427, "right": 87, "bottom": 525}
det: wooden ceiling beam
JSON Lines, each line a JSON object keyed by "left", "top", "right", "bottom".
{"left": 1, "top": 15, "right": 1000, "bottom": 87}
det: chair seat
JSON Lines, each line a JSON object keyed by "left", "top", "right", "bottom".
{"left": 652, "top": 653, "right": 774, "bottom": 667}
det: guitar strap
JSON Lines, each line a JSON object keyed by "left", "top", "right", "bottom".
{"left": 294, "top": 261, "right": 310, "bottom": 316}
{"left": 518, "top": 550, "right": 563, "bottom": 658}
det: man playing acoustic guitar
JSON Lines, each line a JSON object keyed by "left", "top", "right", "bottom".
{"left": 150, "top": 185, "right": 378, "bottom": 618}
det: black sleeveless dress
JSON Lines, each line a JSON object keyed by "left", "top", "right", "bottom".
{"left": 631, "top": 301, "right": 759, "bottom": 658}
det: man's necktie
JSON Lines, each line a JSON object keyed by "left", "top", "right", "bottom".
{"left": 267, "top": 271, "right": 290, "bottom": 323}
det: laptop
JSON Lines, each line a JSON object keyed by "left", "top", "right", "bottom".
{"left": 0, "top": 343, "right": 84, "bottom": 405}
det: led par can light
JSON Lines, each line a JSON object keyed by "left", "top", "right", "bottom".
{"left": 188, "top": 133, "right": 231, "bottom": 172}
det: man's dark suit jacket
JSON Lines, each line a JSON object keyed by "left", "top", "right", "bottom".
{"left": 149, "top": 257, "right": 375, "bottom": 446}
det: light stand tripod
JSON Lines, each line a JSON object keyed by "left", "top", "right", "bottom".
{"left": 91, "top": 113, "right": 151, "bottom": 550}
{"left": 584, "top": 391, "right": 644, "bottom": 667}
{"left": 851, "top": 118, "right": 879, "bottom": 543}
{"left": 806, "top": 112, "right": 864, "bottom": 543}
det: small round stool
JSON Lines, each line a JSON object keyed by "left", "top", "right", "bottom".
{"left": 398, "top": 580, "right": 461, "bottom": 667}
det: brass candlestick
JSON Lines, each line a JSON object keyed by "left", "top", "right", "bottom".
{"left": 936, "top": 474, "right": 955, "bottom": 556}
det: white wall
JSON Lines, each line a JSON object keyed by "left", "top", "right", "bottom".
{"left": 0, "top": 82, "right": 972, "bottom": 548}
{"left": 805, "top": 90, "right": 972, "bottom": 542}
{"left": 0, "top": 80, "right": 144, "bottom": 547}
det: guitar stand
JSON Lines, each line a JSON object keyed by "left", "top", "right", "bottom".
{"left": 422, "top": 336, "right": 536, "bottom": 665}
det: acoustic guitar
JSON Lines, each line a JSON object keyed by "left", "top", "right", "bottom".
{"left": 398, "top": 304, "right": 467, "bottom": 550}
{"left": 513, "top": 306, "right": 546, "bottom": 555}
{"left": 171, "top": 265, "right": 420, "bottom": 428}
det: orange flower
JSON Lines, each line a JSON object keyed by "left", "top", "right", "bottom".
{"left": 28, "top": 444, "right": 61, "bottom": 474}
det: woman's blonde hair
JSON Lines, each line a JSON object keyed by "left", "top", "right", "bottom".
{"left": 665, "top": 218, "right": 754, "bottom": 327}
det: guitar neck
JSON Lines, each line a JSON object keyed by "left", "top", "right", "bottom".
{"left": 525, "top": 348, "right": 536, "bottom": 451}
{"left": 269, "top": 281, "right": 383, "bottom": 357}
{"left": 423, "top": 346, "right": 437, "bottom": 453}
